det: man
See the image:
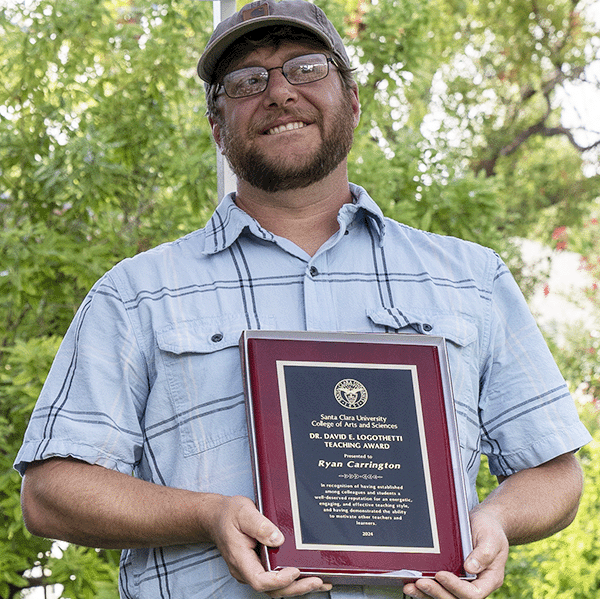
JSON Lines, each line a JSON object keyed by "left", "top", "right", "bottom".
{"left": 15, "top": 1, "right": 591, "bottom": 599}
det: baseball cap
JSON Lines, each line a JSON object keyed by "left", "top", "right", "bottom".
{"left": 197, "top": 0, "right": 351, "bottom": 83}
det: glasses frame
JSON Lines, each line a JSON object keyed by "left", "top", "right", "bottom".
{"left": 218, "top": 53, "right": 336, "bottom": 99}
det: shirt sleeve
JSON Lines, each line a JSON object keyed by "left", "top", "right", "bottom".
{"left": 14, "top": 272, "right": 148, "bottom": 476}
{"left": 479, "top": 256, "right": 592, "bottom": 477}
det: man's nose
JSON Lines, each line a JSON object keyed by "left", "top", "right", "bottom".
{"left": 262, "top": 68, "right": 298, "bottom": 107}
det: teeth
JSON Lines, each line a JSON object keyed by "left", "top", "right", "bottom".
{"left": 266, "top": 121, "right": 306, "bottom": 135}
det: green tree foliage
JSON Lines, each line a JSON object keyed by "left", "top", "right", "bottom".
{"left": 1, "top": 0, "right": 599, "bottom": 596}
{"left": 1, "top": 0, "right": 217, "bottom": 346}
{"left": 338, "top": 0, "right": 600, "bottom": 245}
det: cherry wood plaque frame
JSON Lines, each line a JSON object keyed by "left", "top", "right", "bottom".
{"left": 240, "top": 330, "right": 474, "bottom": 586}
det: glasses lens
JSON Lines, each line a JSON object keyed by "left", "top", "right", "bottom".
{"left": 221, "top": 54, "right": 331, "bottom": 98}
{"left": 284, "top": 54, "right": 329, "bottom": 84}
{"left": 223, "top": 67, "right": 268, "bottom": 98}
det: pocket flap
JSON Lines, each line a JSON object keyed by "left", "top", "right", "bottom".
{"left": 367, "top": 307, "right": 477, "bottom": 347}
{"left": 156, "top": 314, "right": 252, "bottom": 354}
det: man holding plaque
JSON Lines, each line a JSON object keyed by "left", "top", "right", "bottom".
{"left": 15, "top": 1, "right": 591, "bottom": 599}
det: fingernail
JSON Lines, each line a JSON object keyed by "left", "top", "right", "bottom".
{"left": 466, "top": 557, "right": 481, "bottom": 573}
{"left": 268, "top": 529, "right": 284, "bottom": 545}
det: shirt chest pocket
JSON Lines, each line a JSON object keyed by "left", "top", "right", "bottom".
{"left": 366, "top": 307, "right": 481, "bottom": 455}
{"left": 156, "top": 315, "right": 274, "bottom": 457}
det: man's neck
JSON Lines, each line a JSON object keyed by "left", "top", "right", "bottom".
{"left": 234, "top": 165, "right": 353, "bottom": 256}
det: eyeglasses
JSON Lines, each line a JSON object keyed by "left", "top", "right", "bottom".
{"left": 218, "top": 53, "right": 335, "bottom": 99}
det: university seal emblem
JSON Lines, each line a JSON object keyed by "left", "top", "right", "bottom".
{"left": 334, "top": 379, "right": 368, "bottom": 409}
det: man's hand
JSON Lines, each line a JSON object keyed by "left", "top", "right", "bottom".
{"left": 206, "top": 495, "right": 332, "bottom": 598}
{"left": 402, "top": 508, "right": 509, "bottom": 599}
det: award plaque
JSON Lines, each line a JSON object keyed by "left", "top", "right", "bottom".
{"left": 239, "top": 330, "right": 474, "bottom": 586}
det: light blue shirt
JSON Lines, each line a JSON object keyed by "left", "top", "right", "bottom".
{"left": 15, "top": 184, "right": 591, "bottom": 599}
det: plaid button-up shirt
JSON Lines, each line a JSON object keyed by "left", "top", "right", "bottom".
{"left": 16, "top": 184, "right": 591, "bottom": 599}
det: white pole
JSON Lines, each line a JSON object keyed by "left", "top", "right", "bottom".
{"left": 212, "top": 1, "right": 237, "bottom": 199}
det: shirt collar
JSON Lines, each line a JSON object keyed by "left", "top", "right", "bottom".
{"left": 202, "top": 183, "right": 386, "bottom": 255}
{"left": 346, "top": 183, "right": 386, "bottom": 244}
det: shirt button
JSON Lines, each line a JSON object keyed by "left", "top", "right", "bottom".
{"left": 422, "top": 324, "right": 433, "bottom": 332}
{"left": 309, "top": 266, "right": 319, "bottom": 277}
{"left": 211, "top": 333, "right": 224, "bottom": 343}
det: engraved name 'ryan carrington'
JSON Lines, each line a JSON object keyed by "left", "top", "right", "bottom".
{"left": 318, "top": 459, "right": 402, "bottom": 470}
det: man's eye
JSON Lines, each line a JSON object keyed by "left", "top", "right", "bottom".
{"left": 227, "top": 71, "right": 266, "bottom": 95}
{"left": 244, "top": 75, "right": 263, "bottom": 86}
{"left": 289, "top": 63, "right": 314, "bottom": 76}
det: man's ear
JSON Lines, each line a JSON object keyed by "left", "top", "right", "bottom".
{"left": 209, "top": 116, "right": 224, "bottom": 153}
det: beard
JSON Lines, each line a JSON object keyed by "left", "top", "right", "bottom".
{"left": 219, "top": 92, "right": 355, "bottom": 193}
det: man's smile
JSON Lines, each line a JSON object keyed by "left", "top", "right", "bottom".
{"left": 264, "top": 121, "right": 308, "bottom": 135}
